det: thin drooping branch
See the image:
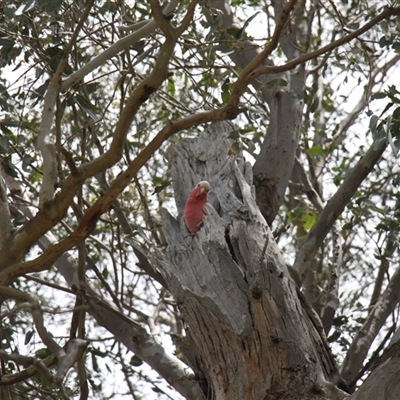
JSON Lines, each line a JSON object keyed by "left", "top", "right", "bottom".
{"left": 369, "top": 237, "right": 396, "bottom": 309}
{"left": 60, "top": 0, "right": 180, "bottom": 91}
{"left": 340, "top": 264, "right": 400, "bottom": 391}
{"left": 333, "top": 54, "right": 400, "bottom": 146}
{"left": 294, "top": 157, "right": 324, "bottom": 212}
{"left": 293, "top": 138, "right": 387, "bottom": 280}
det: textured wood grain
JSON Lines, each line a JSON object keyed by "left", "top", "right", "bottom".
{"left": 153, "top": 122, "right": 343, "bottom": 399}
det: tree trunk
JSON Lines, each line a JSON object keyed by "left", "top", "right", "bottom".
{"left": 156, "top": 122, "right": 346, "bottom": 400}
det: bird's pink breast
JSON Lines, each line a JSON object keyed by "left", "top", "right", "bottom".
{"left": 184, "top": 190, "right": 208, "bottom": 234}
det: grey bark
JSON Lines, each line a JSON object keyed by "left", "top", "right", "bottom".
{"left": 210, "top": 0, "right": 305, "bottom": 225}
{"left": 155, "top": 122, "right": 342, "bottom": 399}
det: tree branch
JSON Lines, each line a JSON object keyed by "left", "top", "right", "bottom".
{"left": 0, "top": 286, "right": 65, "bottom": 359}
{"left": 248, "top": 7, "right": 400, "bottom": 82}
{"left": 0, "top": 210, "right": 205, "bottom": 398}
{"left": 38, "top": 0, "right": 95, "bottom": 207}
{"left": 0, "top": 10, "right": 182, "bottom": 270}
{"left": 60, "top": 1, "right": 180, "bottom": 91}
{"left": 293, "top": 137, "right": 387, "bottom": 280}
{"left": 340, "top": 264, "right": 400, "bottom": 391}
{"left": 0, "top": 175, "right": 11, "bottom": 247}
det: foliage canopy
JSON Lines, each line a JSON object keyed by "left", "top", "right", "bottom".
{"left": 0, "top": 0, "right": 400, "bottom": 399}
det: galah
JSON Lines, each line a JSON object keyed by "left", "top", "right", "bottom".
{"left": 183, "top": 181, "right": 210, "bottom": 234}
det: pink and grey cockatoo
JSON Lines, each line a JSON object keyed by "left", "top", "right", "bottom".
{"left": 183, "top": 181, "right": 210, "bottom": 234}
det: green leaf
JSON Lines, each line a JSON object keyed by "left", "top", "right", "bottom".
{"left": 303, "top": 212, "right": 317, "bottom": 231}
{"left": 226, "top": 27, "right": 243, "bottom": 39}
{"left": 2, "top": 157, "right": 18, "bottom": 178}
{"left": 0, "top": 38, "right": 15, "bottom": 48}
{"left": 242, "top": 11, "right": 260, "bottom": 32}
{"left": 130, "top": 355, "right": 143, "bottom": 366}
{"left": 35, "top": 348, "right": 52, "bottom": 359}
{"left": 371, "top": 92, "right": 386, "bottom": 100}
{"left": 265, "top": 78, "right": 288, "bottom": 89}
{"left": 369, "top": 114, "right": 378, "bottom": 134}
{"left": 221, "top": 78, "right": 230, "bottom": 103}
{"left": 0, "top": 136, "right": 10, "bottom": 152}
{"left": 24, "top": 330, "right": 34, "bottom": 345}
{"left": 75, "top": 94, "right": 100, "bottom": 121}
{"left": 310, "top": 97, "right": 319, "bottom": 113}
{"left": 153, "top": 180, "right": 171, "bottom": 194}
{"left": 167, "top": 76, "right": 175, "bottom": 96}
{"left": 327, "top": 330, "right": 341, "bottom": 343}
{"left": 306, "top": 144, "right": 324, "bottom": 156}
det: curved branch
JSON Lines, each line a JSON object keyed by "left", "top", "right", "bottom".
{"left": 0, "top": 104, "right": 244, "bottom": 285}
{"left": 249, "top": 7, "right": 400, "bottom": 82}
{"left": 0, "top": 19, "right": 180, "bottom": 270}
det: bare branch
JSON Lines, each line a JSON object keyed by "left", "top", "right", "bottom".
{"left": 60, "top": 1, "right": 180, "bottom": 91}
{"left": 369, "top": 237, "right": 396, "bottom": 309}
{"left": 0, "top": 286, "right": 65, "bottom": 359}
{"left": 293, "top": 138, "right": 387, "bottom": 280}
{"left": 54, "top": 339, "right": 88, "bottom": 384}
{"left": 321, "top": 223, "right": 342, "bottom": 335}
{"left": 249, "top": 7, "right": 400, "bottom": 82}
{"left": 294, "top": 157, "right": 324, "bottom": 212}
{"left": 340, "top": 265, "right": 400, "bottom": 390}
{"left": 0, "top": 175, "right": 11, "bottom": 247}
{"left": 0, "top": 350, "right": 54, "bottom": 386}
{"left": 38, "top": 0, "right": 95, "bottom": 207}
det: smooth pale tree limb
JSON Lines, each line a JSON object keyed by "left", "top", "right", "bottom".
{"left": 210, "top": 0, "right": 306, "bottom": 225}
{"left": 293, "top": 138, "right": 387, "bottom": 280}
{"left": 38, "top": 0, "right": 95, "bottom": 208}
{"left": 0, "top": 175, "right": 11, "bottom": 247}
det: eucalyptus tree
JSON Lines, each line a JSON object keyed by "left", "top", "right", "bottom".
{"left": 0, "top": 0, "right": 400, "bottom": 399}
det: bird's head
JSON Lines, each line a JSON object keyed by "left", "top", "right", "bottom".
{"left": 194, "top": 181, "right": 210, "bottom": 197}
